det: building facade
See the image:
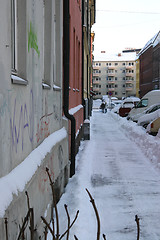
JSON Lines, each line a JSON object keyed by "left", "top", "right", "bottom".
{"left": 138, "top": 31, "right": 160, "bottom": 98}
{"left": 82, "top": 0, "right": 96, "bottom": 119}
{"left": 92, "top": 52, "right": 137, "bottom": 99}
{"left": 0, "top": 0, "right": 96, "bottom": 238}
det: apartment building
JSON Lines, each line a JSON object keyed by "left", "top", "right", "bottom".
{"left": 92, "top": 52, "right": 137, "bottom": 99}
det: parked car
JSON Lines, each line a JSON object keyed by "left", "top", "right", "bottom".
{"left": 128, "top": 90, "right": 160, "bottom": 120}
{"left": 118, "top": 97, "right": 140, "bottom": 117}
{"left": 147, "top": 117, "right": 160, "bottom": 135}
{"left": 128, "top": 103, "right": 160, "bottom": 122}
{"left": 137, "top": 107, "right": 160, "bottom": 128}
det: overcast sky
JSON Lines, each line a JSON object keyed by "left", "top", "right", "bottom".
{"left": 92, "top": 0, "right": 160, "bottom": 56}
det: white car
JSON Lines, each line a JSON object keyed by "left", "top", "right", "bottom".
{"left": 137, "top": 106, "right": 160, "bottom": 128}
{"left": 129, "top": 103, "right": 160, "bottom": 122}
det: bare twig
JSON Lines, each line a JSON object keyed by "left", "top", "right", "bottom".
{"left": 17, "top": 209, "right": 32, "bottom": 240}
{"left": 25, "top": 191, "right": 30, "bottom": 209}
{"left": 59, "top": 210, "right": 79, "bottom": 240}
{"left": 64, "top": 204, "right": 70, "bottom": 240}
{"left": 46, "top": 167, "right": 59, "bottom": 239}
{"left": 135, "top": 215, "right": 140, "bottom": 240}
{"left": 74, "top": 235, "right": 79, "bottom": 240}
{"left": 4, "top": 218, "right": 8, "bottom": 240}
{"left": 25, "top": 192, "right": 35, "bottom": 240}
{"left": 41, "top": 216, "right": 54, "bottom": 237}
{"left": 44, "top": 226, "right": 48, "bottom": 240}
{"left": 103, "top": 234, "right": 107, "bottom": 240}
{"left": 86, "top": 188, "right": 101, "bottom": 240}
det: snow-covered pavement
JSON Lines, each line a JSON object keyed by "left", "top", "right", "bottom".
{"left": 48, "top": 105, "right": 160, "bottom": 240}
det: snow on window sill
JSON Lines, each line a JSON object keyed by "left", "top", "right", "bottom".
{"left": 42, "top": 83, "right": 51, "bottom": 89}
{"left": 11, "top": 74, "right": 28, "bottom": 85}
{"left": 53, "top": 84, "right": 61, "bottom": 91}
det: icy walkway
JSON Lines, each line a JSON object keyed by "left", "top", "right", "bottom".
{"left": 48, "top": 110, "right": 160, "bottom": 240}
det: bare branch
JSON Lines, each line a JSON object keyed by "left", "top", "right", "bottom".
{"left": 86, "top": 188, "right": 101, "bottom": 240}
{"left": 46, "top": 167, "right": 59, "bottom": 239}
{"left": 41, "top": 216, "right": 54, "bottom": 237}
{"left": 59, "top": 210, "right": 79, "bottom": 240}
{"left": 74, "top": 235, "right": 79, "bottom": 240}
{"left": 103, "top": 234, "right": 107, "bottom": 240}
{"left": 4, "top": 218, "right": 8, "bottom": 240}
{"left": 135, "top": 215, "right": 140, "bottom": 240}
{"left": 64, "top": 204, "right": 70, "bottom": 240}
{"left": 25, "top": 191, "right": 30, "bottom": 210}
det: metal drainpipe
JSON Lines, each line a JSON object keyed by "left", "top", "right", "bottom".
{"left": 82, "top": 0, "right": 85, "bottom": 118}
{"left": 63, "top": 0, "right": 76, "bottom": 177}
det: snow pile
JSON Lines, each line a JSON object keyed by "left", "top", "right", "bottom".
{"left": 111, "top": 112, "right": 160, "bottom": 168}
{"left": 0, "top": 127, "right": 67, "bottom": 217}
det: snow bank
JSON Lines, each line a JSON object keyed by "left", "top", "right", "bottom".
{"left": 111, "top": 112, "right": 160, "bottom": 168}
{"left": 0, "top": 127, "right": 67, "bottom": 217}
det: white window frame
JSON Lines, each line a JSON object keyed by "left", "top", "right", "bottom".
{"left": 11, "top": 0, "right": 17, "bottom": 72}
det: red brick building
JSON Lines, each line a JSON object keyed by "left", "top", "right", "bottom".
{"left": 63, "top": 0, "right": 96, "bottom": 176}
{"left": 138, "top": 31, "right": 160, "bottom": 98}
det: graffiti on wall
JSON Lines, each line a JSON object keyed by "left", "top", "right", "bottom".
{"left": 38, "top": 154, "right": 55, "bottom": 193}
{"left": 28, "top": 21, "right": 40, "bottom": 57}
{"left": 10, "top": 90, "right": 34, "bottom": 153}
{"left": 36, "top": 118, "right": 50, "bottom": 144}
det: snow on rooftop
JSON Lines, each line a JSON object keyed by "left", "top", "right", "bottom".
{"left": 138, "top": 31, "right": 160, "bottom": 56}
{"left": 94, "top": 51, "right": 137, "bottom": 62}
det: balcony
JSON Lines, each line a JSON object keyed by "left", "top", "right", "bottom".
{"left": 108, "top": 66, "right": 115, "bottom": 70}
{"left": 126, "top": 73, "right": 133, "bottom": 77}
{"left": 108, "top": 88, "right": 115, "bottom": 91}
{"left": 126, "top": 65, "right": 133, "bottom": 70}
{"left": 108, "top": 73, "right": 115, "bottom": 77}
{"left": 93, "top": 72, "right": 100, "bottom": 77}
{"left": 126, "top": 87, "right": 133, "bottom": 91}
{"left": 126, "top": 80, "right": 133, "bottom": 84}
{"left": 93, "top": 80, "right": 100, "bottom": 84}
{"left": 93, "top": 87, "right": 100, "bottom": 92}
{"left": 108, "top": 80, "right": 115, "bottom": 84}
{"left": 93, "top": 66, "right": 100, "bottom": 70}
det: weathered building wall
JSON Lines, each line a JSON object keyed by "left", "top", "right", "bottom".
{"left": 0, "top": 0, "right": 69, "bottom": 238}
{"left": 139, "top": 47, "right": 153, "bottom": 98}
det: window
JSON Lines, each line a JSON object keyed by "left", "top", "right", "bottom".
{"left": 43, "top": 0, "right": 52, "bottom": 87}
{"left": 136, "top": 99, "right": 148, "bottom": 108}
{"left": 106, "top": 63, "right": 108, "bottom": 66}
{"left": 115, "top": 63, "right": 118, "bottom": 65}
{"left": 99, "top": 63, "right": 101, "bottom": 66}
{"left": 109, "top": 63, "right": 111, "bottom": 66}
{"left": 11, "top": 0, "right": 27, "bottom": 84}
{"left": 123, "top": 63, "right": 125, "bottom": 65}
{"left": 115, "top": 77, "right": 117, "bottom": 80}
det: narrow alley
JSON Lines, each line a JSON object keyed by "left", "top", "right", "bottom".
{"left": 48, "top": 105, "right": 160, "bottom": 240}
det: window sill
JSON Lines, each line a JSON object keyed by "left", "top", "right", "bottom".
{"left": 42, "top": 83, "right": 51, "bottom": 89}
{"left": 11, "top": 74, "right": 28, "bottom": 85}
{"left": 53, "top": 84, "right": 61, "bottom": 91}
